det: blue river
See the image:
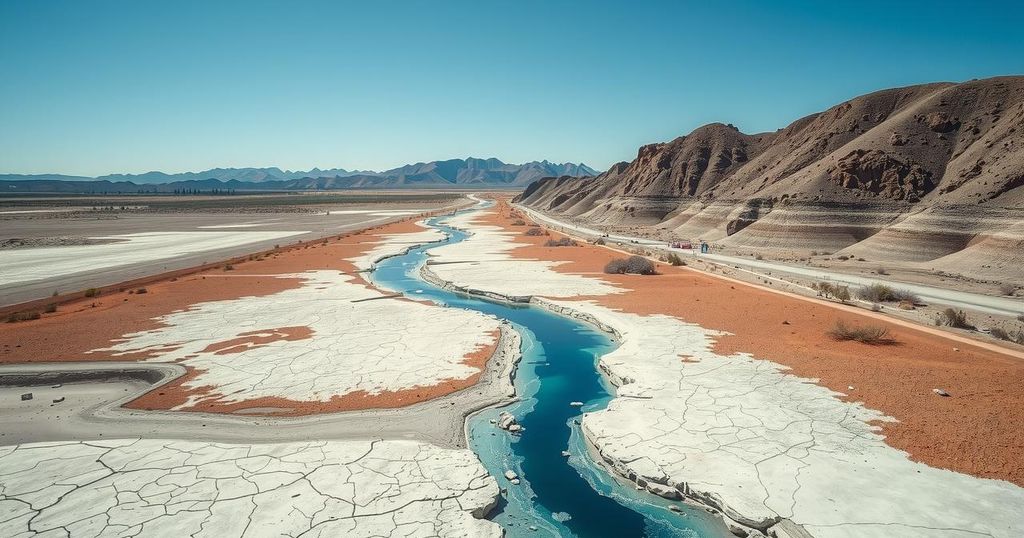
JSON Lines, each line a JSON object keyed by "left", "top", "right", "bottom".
{"left": 370, "top": 206, "right": 727, "bottom": 537}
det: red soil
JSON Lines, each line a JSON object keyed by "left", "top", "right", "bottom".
{"left": 490, "top": 198, "right": 1024, "bottom": 486}
{"left": 0, "top": 211, "right": 502, "bottom": 415}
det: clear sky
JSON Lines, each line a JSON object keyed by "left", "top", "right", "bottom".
{"left": 1, "top": 0, "right": 1022, "bottom": 176}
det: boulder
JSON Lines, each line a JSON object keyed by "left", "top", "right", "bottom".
{"left": 497, "top": 412, "right": 518, "bottom": 430}
{"left": 645, "top": 481, "right": 681, "bottom": 500}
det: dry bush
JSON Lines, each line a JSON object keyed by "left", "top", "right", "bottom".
{"left": 666, "top": 252, "right": 686, "bottom": 266}
{"left": 6, "top": 311, "right": 41, "bottom": 323}
{"left": 990, "top": 327, "right": 1010, "bottom": 340}
{"left": 998, "top": 283, "right": 1017, "bottom": 296}
{"left": 1018, "top": 314, "right": 1024, "bottom": 323}
{"left": 828, "top": 320, "right": 892, "bottom": 344}
{"left": 990, "top": 327, "right": 1024, "bottom": 345}
{"left": 605, "top": 255, "right": 657, "bottom": 275}
{"left": 857, "top": 284, "right": 919, "bottom": 304}
{"left": 524, "top": 228, "right": 545, "bottom": 236}
{"left": 544, "top": 237, "right": 577, "bottom": 247}
{"left": 936, "top": 308, "right": 973, "bottom": 329}
{"left": 754, "top": 254, "right": 763, "bottom": 260}
{"left": 135, "top": 288, "right": 148, "bottom": 294}
{"left": 44, "top": 303, "right": 58, "bottom": 313}
{"left": 875, "top": 267, "right": 888, "bottom": 275}
{"left": 84, "top": 288, "right": 99, "bottom": 298}
{"left": 813, "top": 282, "right": 851, "bottom": 302}
{"left": 592, "top": 238, "right": 606, "bottom": 245}
{"left": 511, "top": 219, "right": 526, "bottom": 226}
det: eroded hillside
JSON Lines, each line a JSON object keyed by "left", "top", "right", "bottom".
{"left": 517, "top": 76, "right": 1024, "bottom": 283}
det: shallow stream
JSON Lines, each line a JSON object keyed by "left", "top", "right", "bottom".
{"left": 370, "top": 206, "right": 726, "bottom": 537}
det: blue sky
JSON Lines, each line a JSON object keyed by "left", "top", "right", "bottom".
{"left": 1, "top": 0, "right": 1022, "bottom": 176}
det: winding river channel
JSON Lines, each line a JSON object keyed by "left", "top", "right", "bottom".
{"left": 370, "top": 204, "right": 728, "bottom": 537}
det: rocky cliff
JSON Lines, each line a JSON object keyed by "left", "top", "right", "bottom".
{"left": 516, "top": 76, "right": 1024, "bottom": 282}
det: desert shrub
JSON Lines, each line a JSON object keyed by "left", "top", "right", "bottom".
{"left": 135, "top": 288, "right": 148, "bottom": 294}
{"left": 44, "top": 303, "right": 57, "bottom": 313}
{"left": 544, "top": 237, "right": 577, "bottom": 247}
{"left": 84, "top": 288, "right": 99, "bottom": 298}
{"left": 1018, "top": 314, "right": 1024, "bottom": 322}
{"left": 511, "top": 219, "right": 526, "bottom": 226}
{"left": 837, "top": 255, "right": 850, "bottom": 261}
{"left": 605, "top": 255, "right": 656, "bottom": 275}
{"left": 814, "top": 282, "right": 851, "bottom": 302}
{"left": 524, "top": 228, "right": 545, "bottom": 236}
{"left": 989, "top": 327, "right": 1024, "bottom": 344}
{"left": 857, "top": 284, "right": 919, "bottom": 304}
{"left": 828, "top": 320, "right": 892, "bottom": 344}
{"left": 6, "top": 311, "right": 41, "bottom": 323}
{"left": 937, "top": 308, "right": 973, "bottom": 329}
{"left": 998, "top": 283, "right": 1017, "bottom": 296}
{"left": 224, "top": 264, "right": 235, "bottom": 271}
{"left": 754, "top": 254, "right": 764, "bottom": 260}
{"left": 666, "top": 252, "right": 685, "bottom": 266}
{"left": 810, "top": 251, "right": 818, "bottom": 256}
{"left": 875, "top": 267, "right": 888, "bottom": 275}
{"left": 593, "top": 238, "right": 606, "bottom": 246}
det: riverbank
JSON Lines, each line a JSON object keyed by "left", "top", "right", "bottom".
{"left": 422, "top": 199, "right": 1024, "bottom": 538}
{"left": 0, "top": 207, "right": 521, "bottom": 428}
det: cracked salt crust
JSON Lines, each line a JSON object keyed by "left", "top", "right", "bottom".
{"left": 93, "top": 270, "right": 500, "bottom": 409}
{"left": 428, "top": 212, "right": 624, "bottom": 297}
{"left": 348, "top": 220, "right": 446, "bottom": 271}
{"left": 0, "top": 230, "right": 307, "bottom": 286}
{"left": 0, "top": 439, "right": 501, "bottom": 537}
{"left": 425, "top": 213, "right": 1024, "bottom": 538}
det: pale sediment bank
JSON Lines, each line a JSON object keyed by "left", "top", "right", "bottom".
{"left": 0, "top": 438, "right": 503, "bottom": 536}
{"left": 0, "top": 214, "right": 514, "bottom": 421}
{"left": 0, "top": 322, "right": 522, "bottom": 449}
{"left": 422, "top": 203, "right": 1024, "bottom": 538}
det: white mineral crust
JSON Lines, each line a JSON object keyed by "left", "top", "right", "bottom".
{"left": 0, "top": 439, "right": 501, "bottom": 537}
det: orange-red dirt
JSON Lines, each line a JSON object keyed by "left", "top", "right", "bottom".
{"left": 0, "top": 211, "right": 502, "bottom": 415}
{"left": 491, "top": 198, "right": 1024, "bottom": 486}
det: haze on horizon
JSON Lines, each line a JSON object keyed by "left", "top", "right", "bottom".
{"left": 1, "top": 0, "right": 1022, "bottom": 177}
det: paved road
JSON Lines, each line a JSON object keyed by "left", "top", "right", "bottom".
{"left": 517, "top": 205, "right": 1024, "bottom": 317}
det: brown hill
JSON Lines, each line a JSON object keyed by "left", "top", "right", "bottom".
{"left": 516, "top": 76, "right": 1024, "bottom": 283}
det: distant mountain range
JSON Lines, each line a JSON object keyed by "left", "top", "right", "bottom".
{"left": 0, "top": 158, "right": 599, "bottom": 193}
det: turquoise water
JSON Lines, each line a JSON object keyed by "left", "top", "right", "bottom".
{"left": 370, "top": 207, "right": 727, "bottom": 537}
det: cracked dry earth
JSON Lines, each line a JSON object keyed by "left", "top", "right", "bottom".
{"left": 0, "top": 439, "right": 501, "bottom": 537}
{"left": 94, "top": 269, "right": 500, "bottom": 412}
{"left": 426, "top": 208, "right": 1024, "bottom": 538}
